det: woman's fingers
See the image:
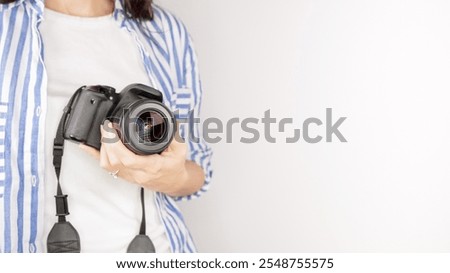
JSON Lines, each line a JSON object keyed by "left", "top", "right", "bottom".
{"left": 81, "top": 120, "right": 188, "bottom": 189}
{"left": 101, "top": 121, "right": 134, "bottom": 161}
{"left": 162, "top": 137, "right": 187, "bottom": 158}
{"left": 100, "top": 121, "right": 159, "bottom": 170}
{"left": 99, "top": 142, "right": 115, "bottom": 171}
{"left": 79, "top": 144, "right": 101, "bottom": 160}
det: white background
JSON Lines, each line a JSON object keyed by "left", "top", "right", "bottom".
{"left": 160, "top": 0, "right": 450, "bottom": 252}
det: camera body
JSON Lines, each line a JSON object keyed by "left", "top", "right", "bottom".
{"left": 63, "top": 84, "right": 175, "bottom": 155}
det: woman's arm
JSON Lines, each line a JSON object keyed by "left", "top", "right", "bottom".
{"left": 81, "top": 9, "right": 213, "bottom": 198}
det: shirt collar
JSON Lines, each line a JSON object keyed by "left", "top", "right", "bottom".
{"left": 114, "top": 0, "right": 125, "bottom": 12}
{"left": 0, "top": 0, "right": 44, "bottom": 11}
{"left": 0, "top": 0, "right": 26, "bottom": 12}
{"left": 0, "top": 0, "right": 126, "bottom": 17}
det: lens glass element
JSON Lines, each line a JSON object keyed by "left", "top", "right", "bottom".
{"left": 135, "top": 111, "right": 167, "bottom": 144}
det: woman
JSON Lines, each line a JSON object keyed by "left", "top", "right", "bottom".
{"left": 0, "top": 0, "right": 212, "bottom": 253}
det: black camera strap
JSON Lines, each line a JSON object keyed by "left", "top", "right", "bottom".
{"left": 47, "top": 89, "right": 82, "bottom": 253}
{"left": 48, "top": 87, "right": 155, "bottom": 253}
{"left": 127, "top": 188, "right": 156, "bottom": 253}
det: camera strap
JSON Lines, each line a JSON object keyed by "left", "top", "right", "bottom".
{"left": 47, "top": 100, "right": 82, "bottom": 253}
{"left": 48, "top": 87, "right": 155, "bottom": 253}
{"left": 127, "top": 188, "right": 156, "bottom": 253}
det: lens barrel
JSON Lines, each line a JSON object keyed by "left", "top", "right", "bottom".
{"left": 116, "top": 100, "right": 175, "bottom": 155}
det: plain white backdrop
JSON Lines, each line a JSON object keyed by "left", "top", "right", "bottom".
{"left": 160, "top": 0, "right": 450, "bottom": 252}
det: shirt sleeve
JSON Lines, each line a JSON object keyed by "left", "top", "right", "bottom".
{"left": 173, "top": 31, "right": 213, "bottom": 201}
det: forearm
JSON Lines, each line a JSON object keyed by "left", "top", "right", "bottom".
{"left": 163, "top": 160, "right": 205, "bottom": 198}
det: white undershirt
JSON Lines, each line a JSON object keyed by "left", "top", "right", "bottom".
{"left": 39, "top": 8, "right": 171, "bottom": 253}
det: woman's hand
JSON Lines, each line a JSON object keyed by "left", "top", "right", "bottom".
{"left": 80, "top": 121, "right": 205, "bottom": 197}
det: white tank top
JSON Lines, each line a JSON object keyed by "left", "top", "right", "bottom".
{"left": 39, "top": 8, "right": 171, "bottom": 253}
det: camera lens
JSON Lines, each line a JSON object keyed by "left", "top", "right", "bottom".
{"left": 118, "top": 100, "right": 175, "bottom": 155}
{"left": 136, "top": 111, "right": 167, "bottom": 144}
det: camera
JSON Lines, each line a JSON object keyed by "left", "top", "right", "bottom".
{"left": 62, "top": 84, "right": 176, "bottom": 155}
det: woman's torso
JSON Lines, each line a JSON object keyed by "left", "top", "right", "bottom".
{"left": 40, "top": 8, "right": 171, "bottom": 253}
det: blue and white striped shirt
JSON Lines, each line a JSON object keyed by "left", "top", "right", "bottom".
{"left": 0, "top": 0, "right": 213, "bottom": 253}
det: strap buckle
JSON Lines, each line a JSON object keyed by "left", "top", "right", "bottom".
{"left": 55, "top": 194, "right": 70, "bottom": 216}
{"left": 53, "top": 143, "right": 64, "bottom": 157}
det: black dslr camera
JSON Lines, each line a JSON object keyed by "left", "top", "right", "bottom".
{"left": 62, "top": 84, "right": 175, "bottom": 155}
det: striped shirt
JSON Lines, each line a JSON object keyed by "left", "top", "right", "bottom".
{"left": 0, "top": 0, "right": 213, "bottom": 253}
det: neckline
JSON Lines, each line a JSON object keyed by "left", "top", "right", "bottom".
{"left": 43, "top": 7, "right": 114, "bottom": 24}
